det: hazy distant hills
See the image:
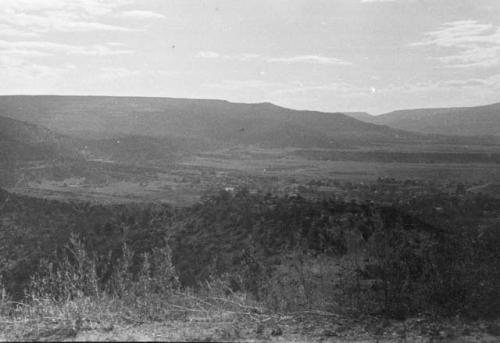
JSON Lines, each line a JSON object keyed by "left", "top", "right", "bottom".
{"left": 2, "top": 96, "right": 499, "bottom": 164}
{"left": 347, "top": 103, "right": 500, "bottom": 137}
{"left": 0, "top": 114, "right": 182, "bottom": 188}
{"left": 1, "top": 96, "right": 499, "bottom": 195}
{"left": 0, "top": 95, "right": 425, "bottom": 149}
{"left": 343, "top": 112, "right": 373, "bottom": 123}
{"left": 0, "top": 115, "right": 177, "bottom": 167}
{"left": 0, "top": 115, "right": 82, "bottom": 163}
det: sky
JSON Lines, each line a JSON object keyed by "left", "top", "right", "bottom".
{"left": 0, "top": 0, "right": 499, "bottom": 114}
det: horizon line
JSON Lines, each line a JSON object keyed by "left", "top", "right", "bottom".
{"left": 0, "top": 93, "right": 498, "bottom": 116}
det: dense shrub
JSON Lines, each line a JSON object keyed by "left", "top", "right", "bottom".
{"left": 1, "top": 188, "right": 499, "bottom": 319}
{"left": 432, "top": 225, "right": 500, "bottom": 318}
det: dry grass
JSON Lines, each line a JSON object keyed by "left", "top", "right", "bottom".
{"left": 2, "top": 232, "right": 499, "bottom": 342}
{"left": 0, "top": 235, "right": 270, "bottom": 341}
{"left": 0, "top": 283, "right": 272, "bottom": 341}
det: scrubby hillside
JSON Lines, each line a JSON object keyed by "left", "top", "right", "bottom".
{"left": 1, "top": 187, "right": 500, "bottom": 340}
{"left": 1, "top": 187, "right": 499, "bottom": 317}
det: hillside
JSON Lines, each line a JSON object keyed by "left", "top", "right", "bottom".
{"left": 0, "top": 115, "right": 182, "bottom": 188}
{"left": 350, "top": 103, "right": 500, "bottom": 136}
{"left": 0, "top": 95, "right": 426, "bottom": 148}
{"left": 1, "top": 187, "right": 499, "bottom": 318}
{"left": 0, "top": 115, "right": 84, "bottom": 163}
{"left": 2, "top": 188, "right": 499, "bottom": 342}
{"left": 343, "top": 111, "right": 375, "bottom": 122}
{"left": 0, "top": 113, "right": 184, "bottom": 162}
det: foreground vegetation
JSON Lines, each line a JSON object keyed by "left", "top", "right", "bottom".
{"left": 1, "top": 184, "right": 500, "bottom": 341}
{"left": 2, "top": 233, "right": 499, "bottom": 342}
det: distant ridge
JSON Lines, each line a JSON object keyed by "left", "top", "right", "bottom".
{"left": 345, "top": 102, "right": 500, "bottom": 137}
{"left": 342, "top": 112, "right": 374, "bottom": 122}
{"left": 0, "top": 95, "right": 425, "bottom": 149}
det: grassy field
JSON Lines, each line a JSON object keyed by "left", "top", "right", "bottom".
{"left": 8, "top": 147, "right": 500, "bottom": 204}
{"left": 181, "top": 154, "right": 500, "bottom": 182}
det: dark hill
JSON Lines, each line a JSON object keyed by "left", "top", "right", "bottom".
{"left": 0, "top": 115, "right": 84, "bottom": 163}
{"left": 0, "top": 114, "right": 178, "bottom": 166}
{"left": 0, "top": 95, "right": 426, "bottom": 148}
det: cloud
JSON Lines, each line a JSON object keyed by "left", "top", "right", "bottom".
{"left": 119, "top": 10, "right": 165, "bottom": 20}
{"left": 203, "top": 79, "right": 367, "bottom": 98}
{"left": 0, "top": 40, "right": 134, "bottom": 56}
{"left": 0, "top": 54, "right": 74, "bottom": 81}
{"left": 267, "top": 55, "right": 351, "bottom": 65}
{"left": 203, "top": 79, "right": 284, "bottom": 90}
{"left": 198, "top": 51, "right": 351, "bottom": 66}
{"left": 198, "top": 51, "right": 220, "bottom": 59}
{"left": 411, "top": 20, "right": 500, "bottom": 68}
{"left": 0, "top": 11, "right": 133, "bottom": 34}
{"left": 361, "top": 0, "right": 417, "bottom": 3}
{"left": 436, "top": 74, "right": 500, "bottom": 91}
{"left": 0, "top": 0, "right": 141, "bottom": 36}
{"left": 99, "top": 67, "right": 140, "bottom": 80}
{"left": 272, "top": 81, "right": 368, "bottom": 96}
{"left": 0, "top": 24, "right": 39, "bottom": 37}
{"left": 0, "top": 0, "right": 131, "bottom": 16}
{"left": 361, "top": 0, "right": 398, "bottom": 3}
{"left": 0, "top": 37, "right": 134, "bottom": 89}
{"left": 369, "top": 74, "right": 500, "bottom": 97}
{"left": 0, "top": 49, "right": 53, "bottom": 58}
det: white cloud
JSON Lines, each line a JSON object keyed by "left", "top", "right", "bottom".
{"left": 0, "top": 49, "right": 53, "bottom": 58}
{"left": 361, "top": 0, "right": 398, "bottom": 3}
{"left": 203, "top": 79, "right": 367, "bottom": 98}
{"left": 272, "top": 81, "right": 368, "bottom": 96}
{"left": 0, "top": 54, "right": 73, "bottom": 82}
{"left": 198, "top": 51, "right": 220, "bottom": 58}
{"left": 0, "top": 40, "right": 134, "bottom": 56}
{"left": 74, "top": 45, "right": 134, "bottom": 56}
{"left": 267, "top": 55, "right": 351, "bottom": 65}
{"left": 0, "top": 24, "right": 39, "bottom": 37}
{"left": 198, "top": 51, "right": 351, "bottom": 66}
{"left": 369, "top": 74, "right": 500, "bottom": 96}
{"left": 361, "top": 0, "right": 417, "bottom": 3}
{"left": 203, "top": 79, "right": 284, "bottom": 90}
{"left": 210, "top": 74, "right": 500, "bottom": 101}
{"left": 0, "top": 0, "right": 137, "bottom": 36}
{"left": 411, "top": 20, "right": 500, "bottom": 68}
{"left": 0, "top": 0, "right": 131, "bottom": 17}
{"left": 99, "top": 67, "right": 140, "bottom": 80}
{"left": 120, "top": 10, "right": 165, "bottom": 20}
{"left": 0, "top": 11, "right": 133, "bottom": 34}
{"left": 0, "top": 37, "right": 134, "bottom": 89}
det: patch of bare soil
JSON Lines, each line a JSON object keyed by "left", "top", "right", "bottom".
{"left": 63, "top": 314, "right": 500, "bottom": 342}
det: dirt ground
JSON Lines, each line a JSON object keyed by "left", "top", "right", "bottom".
{"left": 57, "top": 314, "right": 500, "bottom": 342}
{"left": 2, "top": 310, "right": 499, "bottom": 342}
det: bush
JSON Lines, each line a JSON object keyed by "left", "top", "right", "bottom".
{"left": 433, "top": 225, "right": 500, "bottom": 318}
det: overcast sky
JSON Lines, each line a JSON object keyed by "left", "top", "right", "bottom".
{"left": 0, "top": 0, "right": 499, "bottom": 114}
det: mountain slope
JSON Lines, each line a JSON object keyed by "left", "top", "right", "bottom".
{"left": 0, "top": 115, "right": 84, "bottom": 163}
{"left": 362, "top": 103, "right": 500, "bottom": 136}
{"left": 0, "top": 95, "right": 425, "bottom": 148}
{"left": 343, "top": 112, "right": 375, "bottom": 122}
{"left": 0, "top": 115, "right": 178, "bottom": 168}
